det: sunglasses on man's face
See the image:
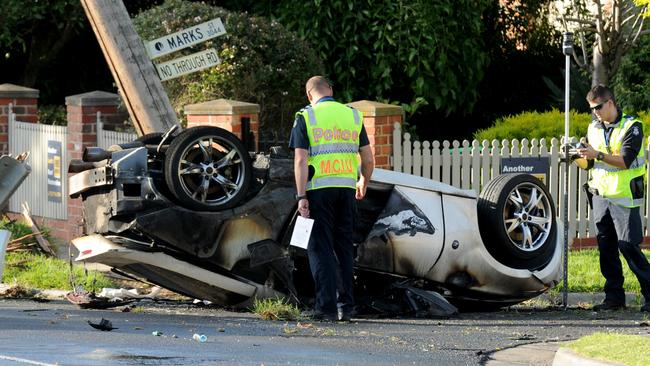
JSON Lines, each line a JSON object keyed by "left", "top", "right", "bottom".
{"left": 590, "top": 99, "right": 609, "bottom": 111}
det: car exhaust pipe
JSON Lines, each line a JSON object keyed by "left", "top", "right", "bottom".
{"left": 83, "top": 147, "right": 112, "bottom": 162}
{"left": 68, "top": 159, "right": 109, "bottom": 173}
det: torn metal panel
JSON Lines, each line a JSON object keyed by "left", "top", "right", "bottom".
{"left": 0, "top": 154, "right": 31, "bottom": 210}
{"left": 358, "top": 187, "right": 443, "bottom": 278}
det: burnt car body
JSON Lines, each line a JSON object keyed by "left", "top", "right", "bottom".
{"left": 69, "top": 126, "right": 562, "bottom": 316}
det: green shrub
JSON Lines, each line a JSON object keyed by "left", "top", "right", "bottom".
{"left": 133, "top": 0, "right": 324, "bottom": 146}
{"left": 38, "top": 105, "right": 67, "bottom": 126}
{"left": 474, "top": 109, "right": 650, "bottom": 142}
{"left": 0, "top": 219, "right": 34, "bottom": 241}
{"left": 473, "top": 109, "right": 591, "bottom": 141}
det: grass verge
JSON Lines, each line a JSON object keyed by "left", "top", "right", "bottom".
{"left": 2, "top": 251, "right": 115, "bottom": 291}
{"left": 551, "top": 249, "right": 650, "bottom": 294}
{"left": 567, "top": 332, "right": 650, "bottom": 366}
{"left": 251, "top": 297, "right": 300, "bottom": 321}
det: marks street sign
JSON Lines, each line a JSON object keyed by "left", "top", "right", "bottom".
{"left": 145, "top": 18, "right": 226, "bottom": 59}
{"left": 155, "top": 49, "right": 220, "bottom": 81}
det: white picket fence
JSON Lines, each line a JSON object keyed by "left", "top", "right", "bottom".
{"left": 392, "top": 123, "right": 650, "bottom": 240}
{"left": 7, "top": 110, "right": 137, "bottom": 220}
{"left": 96, "top": 112, "right": 137, "bottom": 149}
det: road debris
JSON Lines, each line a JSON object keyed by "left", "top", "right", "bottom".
{"left": 192, "top": 334, "right": 207, "bottom": 342}
{"left": 20, "top": 202, "right": 56, "bottom": 257}
{"left": 87, "top": 318, "right": 118, "bottom": 331}
{"left": 509, "top": 333, "right": 537, "bottom": 341}
{"left": 65, "top": 288, "right": 135, "bottom": 309}
{"left": 640, "top": 320, "right": 650, "bottom": 327}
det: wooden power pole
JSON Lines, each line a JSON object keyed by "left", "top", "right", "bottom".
{"left": 80, "top": 0, "right": 180, "bottom": 136}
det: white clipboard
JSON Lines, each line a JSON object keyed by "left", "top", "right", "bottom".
{"left": 289, "top": 216, "right": 314, "bottom": 249}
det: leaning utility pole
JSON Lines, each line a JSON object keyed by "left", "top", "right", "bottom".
{"left": 80, "top": 0, "right": 180, "bottom": 135}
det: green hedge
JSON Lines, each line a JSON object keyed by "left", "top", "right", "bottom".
{"left": 474, "top": 109, "right": 650, "bottom": 142}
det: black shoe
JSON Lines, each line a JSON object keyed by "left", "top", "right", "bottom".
{"left": 338, "top": 308, "right": 353, "bottom": 322}
{"left": 301, "top": 310, "right": 336, "bottom": 322}
{"left": 641, "top": 303, "right": 650, "bottom": 312}
{"left": 592, "top": 300, "right": 625, "bottom": 311}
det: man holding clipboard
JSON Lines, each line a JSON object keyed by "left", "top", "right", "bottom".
{"left": 289, "top": 76, "right": 374, "bottom": 322}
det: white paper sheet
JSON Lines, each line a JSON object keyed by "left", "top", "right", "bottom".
{"left": 290, "top": 216, "right": 314, "bottom": 249}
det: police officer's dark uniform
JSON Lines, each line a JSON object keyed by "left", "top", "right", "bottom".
{"left": 584, "top": 105, "right": 650, "bottom": 312}
{"left": 289, "top": 95, "right": 370, "bottom": 321}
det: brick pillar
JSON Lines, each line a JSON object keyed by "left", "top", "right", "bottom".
{"left": 0, "top": 84, "right": 39, "bottom": 155}
{"left": 184, "top": 99, "right": 260, "bottom": 151}
{"left": 348, "top": 100, "right": 403, "bottom": 169}
{"left": 65, "top": 91, "right": 120, "bottom": 160}
{"left": 64, "top": 91, "right": 120, "bottom": 240}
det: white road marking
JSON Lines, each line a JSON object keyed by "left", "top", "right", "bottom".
{"left": 0, "top": 355, "right": 59, "bottom": 366}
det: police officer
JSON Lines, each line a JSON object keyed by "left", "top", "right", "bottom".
{"left": 289, "top": 76, "right": 374, "bottom": 321}
{"left": 577, "top": 84, "right": 650, "bottom": 312}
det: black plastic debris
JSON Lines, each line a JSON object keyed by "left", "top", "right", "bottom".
{"left": 87, "top": 318, "right": 118, "bottom": 331}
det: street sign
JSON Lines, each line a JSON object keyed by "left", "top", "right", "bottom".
{"left": 500, "top": 157, "right": 550, "bottom": 185}
{"left": 145, "top": 18, "right": 226, "bottom": 59}
{"left": 155, "top": 48, "right": 220, "bottom": 81}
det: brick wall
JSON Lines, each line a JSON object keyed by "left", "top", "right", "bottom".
{"left": 58, "top": 91, "right": 121, "bottom": 242}
{"left": 0, "top": 83, "right": 39, "bottom": 155}
{"left": 184, "top": 99, "right": 260, "bottom": 151}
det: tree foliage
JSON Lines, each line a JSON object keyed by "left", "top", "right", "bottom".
{"left": 0, "top": 0, "right": 86, "bottom": 88}
{"left": 428, "top": 0, "right": 566, "bottom": 140}
{"left": 133, "top": 0, "right": 324, "bottom": 144}
{"left": 558, "top": 0, "right": 649, "bottom": 86}
{"left": 635, "top": 0, "right": 650, "bottom": 16}
{"left": 612, "top": 33, "right": 650, "bottom": 112}
{"left": 274, "top": 0, "right": 491, "bottom": 116}
{"left": 0, "top": 0, "right": 164, "bottom": 104}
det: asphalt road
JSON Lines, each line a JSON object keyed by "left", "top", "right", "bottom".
{"left": 0, "top": 298, "right": 649, "bottom": 366}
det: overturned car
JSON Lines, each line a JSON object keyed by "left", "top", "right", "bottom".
{"left": 69, "top": 126, "right": 562, "bottom": 316}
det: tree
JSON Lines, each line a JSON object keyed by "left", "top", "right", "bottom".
{"left": 0, "top": 0, "right": 165, "bottom": 104}
{"left": 557, "top": 0, "right": 649, "bottom": 86}
{"left": 0, "top": 1, "right": 86, "bottom": 87}
{"left": 274, "top": 0, "right": 491, "bottom": 116}
{"left": 612, "top": 30, "right": 650, "bottom": 112}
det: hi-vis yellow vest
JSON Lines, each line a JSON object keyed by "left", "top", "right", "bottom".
{"left": 297, "top": 101, "right": 362, "bottom": 191}
{"left": 587, "top": 114, "right": 646, "bottom": 207}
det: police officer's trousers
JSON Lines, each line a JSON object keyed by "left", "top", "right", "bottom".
{"left": 306, "top": 187, "right": 356, "bottom": 316}
{"left": 593, "top": 195, "right": 650, "bottom": 304}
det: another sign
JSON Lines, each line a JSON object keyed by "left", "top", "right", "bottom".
{"left": 500, "top": 157, "right": 550, "bottom": 185}
{"left": 155, "top": 49, "right": 220, "bottom": 81}
{"left": 47, "top": 140, "right": 63, "bottom": 203}
{"left": 145, "top": 18, "right": 226, "bottom": 59}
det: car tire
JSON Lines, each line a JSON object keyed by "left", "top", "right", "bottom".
{"left": 477, "top": 174, "right": 556, "bottom": 270}
{"left": 164, "top": 126, "right": 252, "bottom": 211}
